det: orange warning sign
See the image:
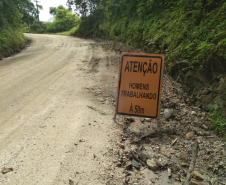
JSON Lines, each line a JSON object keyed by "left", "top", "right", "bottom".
{"left": 115, "top": 53, "right": 164, "bottom": 119}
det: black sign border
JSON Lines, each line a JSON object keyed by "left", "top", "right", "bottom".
{"left": 116, "top": 54, "right": 163, "bottom": 118}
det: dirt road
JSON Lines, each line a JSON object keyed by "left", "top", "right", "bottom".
{"left": 0, "top": 34, "right": 120, "bottom": 184}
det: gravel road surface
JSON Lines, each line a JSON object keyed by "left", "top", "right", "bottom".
{"left": 0, "top": 34, "right": 119, "bottom": 184}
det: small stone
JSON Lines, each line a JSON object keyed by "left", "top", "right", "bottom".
{"left": 181, "top": 162, "right": 188, "bottom": 167}
{"left": 126, "top": 171, "right": 133, "bottom": 176}
{"left": 210, "top": 178, "right": 218, "bottom": 185}
{"left": 117, "top": 162, "right": 122, "bottom": 167}
{"left": 218, "top": 161, "right": 224, "bottom": 168}
{"left": 203, "top": 131, "right": 210, "bottom": 136}
{"left": 164, "top": 109, "right": 174, "bottom": 119}
{"left": 69, "top": 180, "right": 74, "bottom": 185}
{"left": 151, "top": 178, "right": 156, "bottom": 183}
{"left": 173, "top": 88, "right": 178, "bottom": 94}
{"left": 147, "top": 159, "right": 159, "bottom": 171}
{"left": 191, "top": 171, "right": 204, "bottom": 181}
{"left": 2, "top": 167, "right": 13, "bottom": 174}
{"left": 126, "top": 117, "right": 135, "bottom": 122}
{"left": 186, "top": 132, "right": 193, "bottom": 140}
{"left": 134, "top": 183, "right": 141, "bottom": 185}
{"left": 118, "top": 143, "right": 124, "bottom": 148}
{"left": 189, "top": 179, "right": 206, "bottom": 185}
{"left": 179, "top": 152, "right": 188, "bottom": 159}
{"left": 132, "top": 159, "right": 140, "bottom": 169}
{"left": 125, "top": 161, "right": 132, "bottom": 170}
{"left": 201, "top": 124, "right": 208, "bottom": 130}
{"left": 171, "top": 138, "right": 178, "bottom": 146}
{"left": 168, "top": 168, "right": 172, "bottom": 177}
{"left": 207, "top": 165, "right": 213, "bottom": 170}
{"left": 144, "top": 118, "right": 152, "bottom": 122}
{"left": 191, "top": 111, "right": 197, "bottom": 115}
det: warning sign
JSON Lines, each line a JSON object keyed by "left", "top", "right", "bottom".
{"left": 115, "top": 53, "right": 164, "bottom": 119}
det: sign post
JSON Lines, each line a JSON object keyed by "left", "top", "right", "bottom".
{"left": 115, "top": 53, "right": 164, "bottom": 125}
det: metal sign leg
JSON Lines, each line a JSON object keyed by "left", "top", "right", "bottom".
{"left": 114, "top": 114, "right": 117, "bottom": 123}
{"left": 157, "top": 119, "right": 160, "bottom": 127}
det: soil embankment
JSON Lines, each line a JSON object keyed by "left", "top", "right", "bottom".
{"left": 0, "top": 37, "right": 31, "bottom": 60}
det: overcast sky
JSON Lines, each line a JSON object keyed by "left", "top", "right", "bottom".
{"left": 38, "top": 0, "right": 68, "bottom": 22}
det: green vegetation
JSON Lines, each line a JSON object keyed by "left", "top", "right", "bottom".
{"left": 24, "top": 20, "right": 50, "bottom": 33}
{"left": 208, "top": 104, "right": 226, "bottom": 136}
{"left": 46, "top": 5, "right": 80, "bottom": 33}
{"left": 0, "top": 0, "right": 25, "bottom": 56}
{"left": 0, "top": 0, "right": 40, "bottom": 57}
{"left": 23, "top": 5, "right": 80, "bottom": 34}
{"left": 0, "top": 1, "right": 79, "bottom": 56}
{"left": 68, "top": 0, "right": 226, "bottom": 77}
{"left": 57, "top": 26, "right": 79, "bottom": 36}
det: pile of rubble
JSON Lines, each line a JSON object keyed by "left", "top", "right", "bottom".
{"left": 110, "top": 75, "right": 226, "bottom": 185}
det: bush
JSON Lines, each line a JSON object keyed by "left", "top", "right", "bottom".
{"left": 46, "top": 6, "right": 80, "bottom": 33}
{"left": 208, "top": 104, "right": 226, "bottom": 136}
{"left": 29, "top": 20, "right": 50, "bottom": 33}
{"left": 0, "top": 0, "right": 27, "bottom": 56}
{"left": 0, "top": 26, "right": 26, "bottom": 56}
{"left": 57, "top": 25, "right": 79, "bottom": 36}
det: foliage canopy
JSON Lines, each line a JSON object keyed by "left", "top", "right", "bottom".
{"left": 0, "top": 0, "right": 44, "bottom": 56}
{"left": 46, "top": 5, "right": 80, "bottom": 33}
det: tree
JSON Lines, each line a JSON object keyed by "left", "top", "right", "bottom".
{"left": 50, "top": 7, "right": 57, "bottom": 16}
{"left": 0, "top": 0, "right": 28, "bottom": 55}
{"left": 33, "top": 0, "right": 43, "bottom": 21}
{"left": 18, "top": 0, "right": 36, "bottom": 26}
{"left": 67, "top": 0, "right": 101, "bottom": 17}
{"left": 46, "top": 5, "right": 80, "bottom": 32}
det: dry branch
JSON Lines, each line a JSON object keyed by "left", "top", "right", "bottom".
{"left": 184, "top": 140, "right": 199, "bottom": 185}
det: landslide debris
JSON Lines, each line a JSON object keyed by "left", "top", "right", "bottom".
{"left": 110, "top": 74, "right": 226, "bottom": 185}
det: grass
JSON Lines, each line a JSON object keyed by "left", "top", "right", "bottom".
{"left": 56, "top": 26, "right": 79, "bottom": 36}
{"left": 208, "top": 104, "right": 226, "bottom": 137}
{"left": 22, "top": 24, "right": 79, "bottom": 36}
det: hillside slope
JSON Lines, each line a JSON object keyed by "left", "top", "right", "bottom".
{"left": 74, "top": 0, "right": 226, "bottom": 112}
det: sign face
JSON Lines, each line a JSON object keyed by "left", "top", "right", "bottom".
{"left": 115, "top": 53, "right": 164, "bottom": 119}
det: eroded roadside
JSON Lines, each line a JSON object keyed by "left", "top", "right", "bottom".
{"left": 92, "top": 39, "right": 226, "bottom": 185}
{"left": 0, "top": 37, "right": 32, "bottom": 60}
